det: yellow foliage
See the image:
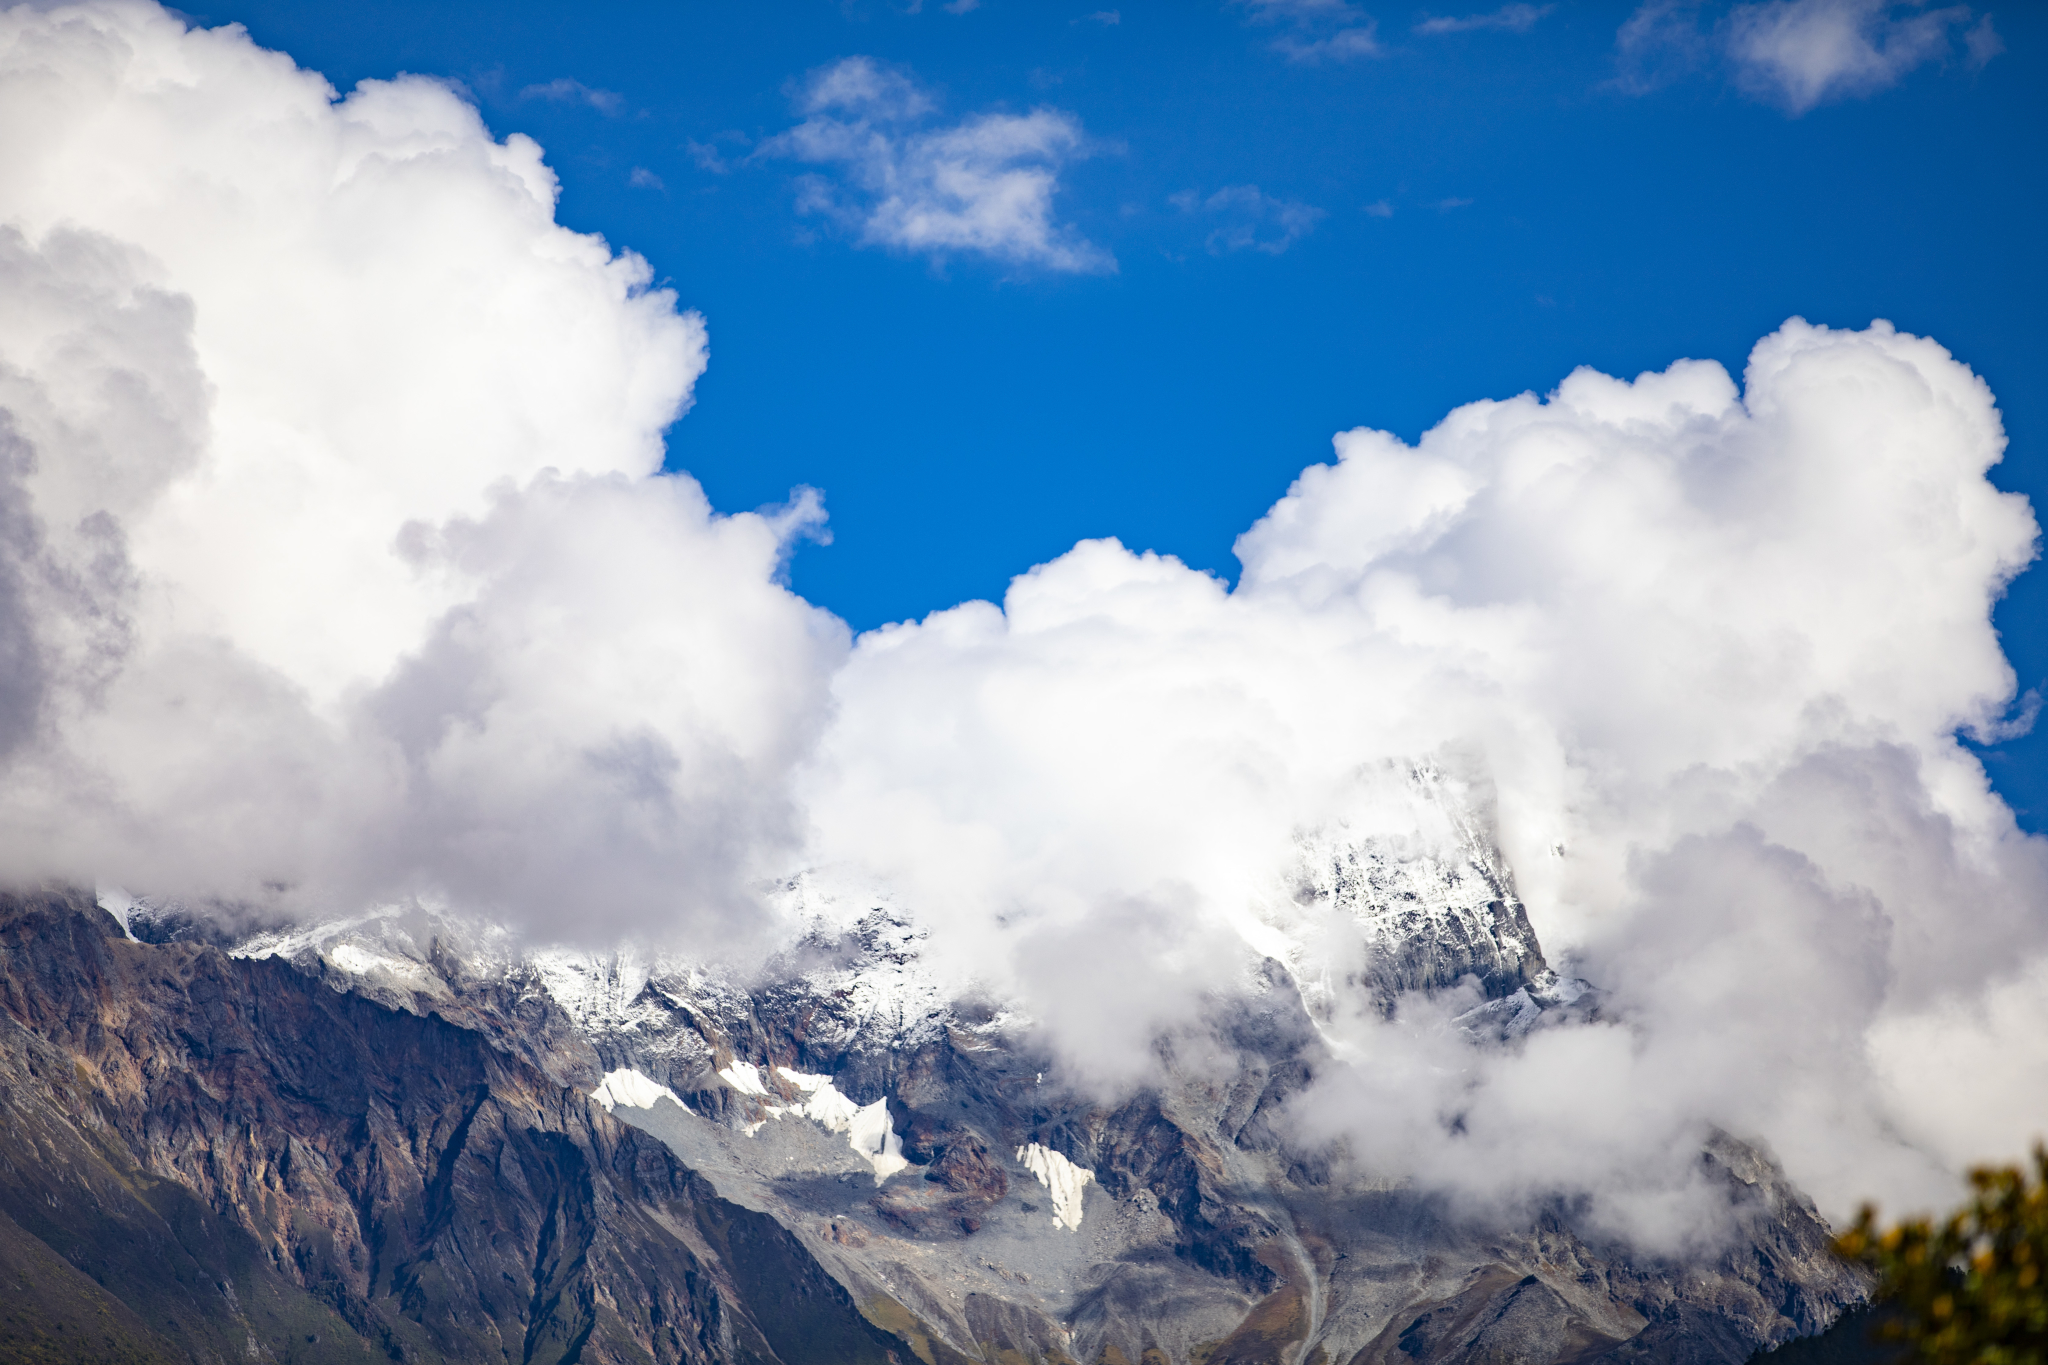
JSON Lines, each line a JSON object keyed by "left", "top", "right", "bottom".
{"left": 1833, "top": 1144, "right": 2048, "bottom": 1365}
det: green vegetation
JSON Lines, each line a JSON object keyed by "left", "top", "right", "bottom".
{"left": 1832, "top": 1145, "right": 2048, "bottom": 1365}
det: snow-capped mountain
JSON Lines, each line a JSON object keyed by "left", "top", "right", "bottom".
{"left": 31, "top": 771, "right": 1863, "bottom": 1364}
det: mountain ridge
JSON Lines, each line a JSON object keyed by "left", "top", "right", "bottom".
{"left": 0, "top": 886, "right": 916, "bottom": 1364}
{"left": 1, "top": 777, "right": 1871, "bottom": 1364}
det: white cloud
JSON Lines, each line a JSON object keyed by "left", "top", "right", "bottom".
{"left": 518, "top": 76, "right": 624, "bottom": 115}
{"left": 1727, "top": 0, "right": 1977, "bottom": 113}
{"left": 760, "top": 57, "right": 1112, "bottom": 273}
{"left": 1236, "top": 0, "right": 1384, "bottom": 62}
{"left": 685, "top": 134, "right": 747, "bottom": 174}
{"left": 6, "top": 0, "right": 2047, "bottom": 1254}
{"left": 794, "top": 53, "right": 934, "bottom": 122}
{"left": 1084, "top": 9, "right": 1122, "bottom": 24}
{"left": 0, "top": 1, "right": 844, "bottom": 942}
{"left": 1415, "top": 3, "right": 1554, "bottom": 35}
{"left": 1238, "top": 0, "right": 1357, "bottom": 18}
{"left": 1963, "top": 13, "right": 2005, "bottom": 67}
{"left": 1612, "top": 0, "right": 1714, "bottom": 94}
{"left": 1272, "top": 26, "right": 1384, "bottom": 61}
{"left": 1171, "top": 184, "right": 1326, "bottom": 255}
{"left": 628, "top": 166, "right": 663, "bottom": 190}
{"left": 801, "top": 320, "right": 2048, "bottom": 1237}
{"left": 1616, "top": 0, "right": 1996, "bottom": 113}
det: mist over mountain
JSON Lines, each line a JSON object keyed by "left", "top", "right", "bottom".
{"left": 1, "top": 4, "right": 2045, "bottom": 1362}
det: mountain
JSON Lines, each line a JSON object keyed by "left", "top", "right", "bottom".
{"left": 0, "top": 774, "right": 1869, "bottom": 1364}
{"left": 0, "top": 887, "right": 911, "bottom": 1365}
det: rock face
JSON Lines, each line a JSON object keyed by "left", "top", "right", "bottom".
{"left": 2, "top": 777, "right": 1871, "bottom": 1365}
{"left": 0, "top": 888, "right": 911, "bottom": 1364}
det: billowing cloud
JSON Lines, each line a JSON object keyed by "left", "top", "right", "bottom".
{"left": 760, "top": 57, "right": 1111, "bottom": 274}
{"left": 1617, "top": 0, "right": 1999, "bottom": 112}
{"left": 4, "top": 0, "right": 2045, "bottom": 1254}
{"left": 799, "top": 322, "right": 2047, "bottom": 1238}
{"left": 0, "top": 0, "right": 845, "bottom": 942}
{"left": 1171, "top": 184, "right": 1326, "bottom": 255}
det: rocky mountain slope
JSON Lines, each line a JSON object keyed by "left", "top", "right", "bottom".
{"left": 2, "top": 773, "right": 1869, "bottom": 1364}
{"left": 0, "top": 887, "right": 912, "bottom": 1365}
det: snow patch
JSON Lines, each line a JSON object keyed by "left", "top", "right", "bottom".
{"left": 771, "top": 1067, "right": 909, "bottom": 1182}
{"left": 719, "top": 1063, "right": 908, "bottom": 1181}
{"left": 591, "top": 1068, "right": 686, "bottom": 1113}
{"left": 777, "top": 1068, "right": 861, "bottom": 1128}
{"left": 719, "top": 1061, "right": 771, "bottom": 1096}
{"left": 95, "top": 887, "right": 139, "bottom": 941}
{"left": 1016, "top": 1142, "right": 1094, "bottom": 1231}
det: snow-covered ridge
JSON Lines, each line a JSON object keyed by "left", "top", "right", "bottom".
{"left": 524, "top": 878, "right": 955, "bottom": 1067}
{"left": 1291, "top": 764, "right": 1522, "bottom": 948}
{"left": 219, "top": 903, "right": 520, "bottom": 983}
{"left": 161, "top": 889, "right": 930, "bottom": 1187}
{"left": 1016, "top": 1142, "right": 1095, "bottom": 1232}
{"left": 170, "top": 875, "right": 956, "bottom": 1079}
{"left": 720, "top": 1062, "right": 909, "bottom": 1182}
{"left": 758, "top": 875, "right": 955, "bottom": 1054}
{"left": 1244, "top": 761, "right": 1548, "bottom": 1033}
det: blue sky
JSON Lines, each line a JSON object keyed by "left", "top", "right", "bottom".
{"left": 195, "top": 0, "right": 2047, "bottom": 821}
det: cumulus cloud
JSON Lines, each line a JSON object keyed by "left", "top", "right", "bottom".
{"left": 5, "top": 0, "right": 2046, "bottom": 1253}
{"left": 0, "top": 0, "right": 844, "bottom": 942}
{"left": 1616, "top": 0, "right": 1998, "bottom": 112}
{"left": 759, "top": 57, "right": 1112, "bottom": 273}
{"left": 799, "top": 320, "right": 2048, "bottom": 1237}
{"left": 1416, "top": 3, "right": 1554, "bottom": 35}
{"left": 1171, "top": 184, "right": 1326, "bottom": 255}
